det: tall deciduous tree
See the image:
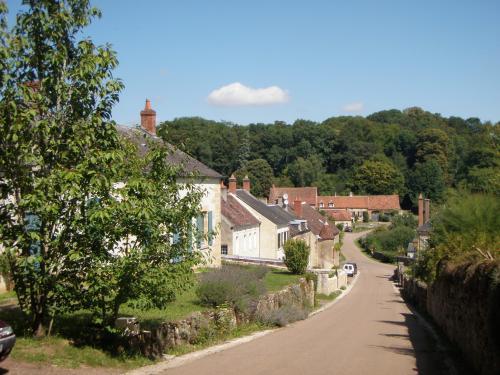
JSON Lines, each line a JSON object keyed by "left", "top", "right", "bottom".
{"left": 236, "top": 158, "right": 274, "bottom": 197}
{"left": 0, "top": 0, "right": 204, "bottom": 336}
{"left": 351, "top": 160, "right": 404, "bottom": 195}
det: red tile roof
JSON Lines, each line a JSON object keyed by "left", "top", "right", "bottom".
{"left": 269, "top": 186, "right": 317, "bottom": 207}
{"left": 318, "top": 195, "right": 401, "bottom": 210}
{"left": 288, "top": 203, "right": 339, "bottom": 241}
{"left": 327, "top": 209, "right": 352, "bottom": 221}
{"left": 222, "top": 195, "right": 260, "bottom": 228}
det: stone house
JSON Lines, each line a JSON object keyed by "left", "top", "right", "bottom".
{"left": 286, "top": 199, "right": 340, "bottom": 269}
{"left": 318, "top": 193, "right": 401, "bottom": 221}
{"left": 268, "top": 186, "right": 318, "bottom": 207}
{"left": 326, "top": 209, "right": 353, "bottom": 229}
{"left": 117, "top": 100, "right": 223, "bottom": 266}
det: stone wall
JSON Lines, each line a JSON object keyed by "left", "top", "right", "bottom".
{"left": 121, "top": 278, "right": 314, "bottom": 359}
{"left": 311, "top": 269, "right": 347, "bottom": 295}
{"left": 400, "top": 260, "right": 500, "bottom": 375}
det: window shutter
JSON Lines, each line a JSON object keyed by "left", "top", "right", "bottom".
{"left": 172, "top": 232, "right": 180, "bottom": 244}
{"left": 197, "top": 215, "right": 204, "bottom": 248}
{"left": 208, "top": 211, "right": 213, "bottom": 246}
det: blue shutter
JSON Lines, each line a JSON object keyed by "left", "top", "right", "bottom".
{"left": 208, "top": 211, "right": 213, "bottom": 246}
{"left": 197, "top": 215, "right": 204, "bottom": 248}
{"left": 172, "top": 233, "right": 180, "bottom": 244}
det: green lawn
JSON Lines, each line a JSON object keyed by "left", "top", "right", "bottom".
{"left": 2, "top": 264, "right": 303, "bottom": 370}
{"left": 263, "top": 268, "right": 302, "bottom": 291}
{"left": 12, "top": 337, "right": 153, "bottom": 370}
{"left": 0, "top": 290, "right": 17, "bottom": 304}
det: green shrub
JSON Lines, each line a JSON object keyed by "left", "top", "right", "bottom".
{"left": 379, "top": 213, "right": 390, "bottom": 222}
{"left": 283, "top": 240, "right": 310, "bottom": 275}
{"left": 196, "top": 265, "right": 266, "bottom": 313}
{"left": 391, "top": 213, "right": 417, "bottom": 228}
{"left": 256, "top": 304, "right": 309, "bottom": 327}
{"left": 362, "top": 211, "right": 369, "bottom": 222}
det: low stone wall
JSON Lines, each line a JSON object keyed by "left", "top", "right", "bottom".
{"left": 121, "top": 278, "right": 314, "bottom": 359}
{"left": 400, "top": 260, "right": 500, "bottom": 375}
{"left": 311, "top": 269, "right": 347, "bottom": 295}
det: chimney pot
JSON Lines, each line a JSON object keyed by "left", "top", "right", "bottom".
{"left": 294, "top": 198, "right": 303, "bottom": 218}
{"left": 243, "top": 175, "right": 251, "bottom": 192}
{"left": 140, "top": 99, "right": 157, "bottom": 135}
{"left": 228, "top": 174, "right": 237, "bottom": 194}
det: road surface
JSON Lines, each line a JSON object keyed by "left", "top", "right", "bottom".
{"left": 163, "top": 231, "right": 448, "bottom": 375}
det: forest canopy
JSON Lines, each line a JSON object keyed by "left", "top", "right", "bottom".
{"left": 157, "top": 108, "right": 499, "bottom": 209}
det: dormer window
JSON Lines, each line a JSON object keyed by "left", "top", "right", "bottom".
{"left": 319, "top": 202, "right": 324, "bottom": 208}
{"left": 328, "top": 202, "right": 334, "bottom": 208}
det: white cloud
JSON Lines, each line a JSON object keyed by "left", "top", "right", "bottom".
{"left": 342, "top": 102, "right": 364, "bottom": 113}
{"left": 207, "top": 82, "right": 289, "bottom": 106}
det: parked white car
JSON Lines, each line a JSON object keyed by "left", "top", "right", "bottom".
{"left": 342, "top": 263, "right": 358, "bottom": 277}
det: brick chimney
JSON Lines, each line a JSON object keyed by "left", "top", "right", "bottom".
{"left": 243, "top": 175, "right": 251, "bottom": 192}
{"left": 228, "top": 174, "right": 237, "bottom": 194}
{"left": 221, "top": 180, "right": 227, "bottom": 202}
{"left": 140, "top": 99, "right": 157, "bottom": 135}
{"left": 424, "top": 198, "right": 430, "bottom": 223}
{"left": 418, "top": 193, "right": 424, "bottom": 226}
{"left": 294, "top": 197, "right": 303, "bottom": 218}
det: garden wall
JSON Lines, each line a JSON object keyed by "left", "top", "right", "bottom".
{"left": 121, "top": 278, "right": 314, "bottom": 359}
{"left": 400, "top": 261, "right": 500, "bottom": 375}
{"left": 311, "top": 269, "right": 347, "bottom": 295}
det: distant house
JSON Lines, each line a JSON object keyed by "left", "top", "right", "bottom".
{"left": 268, "top": 186, "right": 318, "bottom": 207}
{"left": 117, "top": 100, "right": 223, "bottom": 266}
{"left": 229, "top": 176, "right": 291, "bottom": 261}
{"left": 221, "top": 184, "right": 261, "bottom": 258}
{"left": 327, "top": 209, "right": 353, "bottom": 229}
{"left": 286, "top": 199, "right": 340, "bottom": 269}
{"left": 318, "top": 193, "right": 401, "bottom": 221}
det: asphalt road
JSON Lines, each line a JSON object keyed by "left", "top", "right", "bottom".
{"left": 163, "top": 231, "right": 448, "bottom": 375}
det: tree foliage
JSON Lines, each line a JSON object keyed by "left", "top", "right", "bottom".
{"left": 0, "top": 0, "right": 204, "bottom": 336}
{"left": 159, "top": 108, "right": 499, "bottom": 211}
{"left": 283, "top": 239, "right": 310, "bottom": 275}
{"left": 235, "top": 158, "right": 273, "bottom": 198}
{"left": 351, "top": 160, "right": 404, "bottom": 195}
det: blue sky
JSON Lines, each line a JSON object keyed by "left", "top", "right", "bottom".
{"left": 6, "top": 0, "right": 500, "bottom": 125}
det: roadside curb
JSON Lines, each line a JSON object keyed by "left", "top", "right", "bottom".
{"left": 125, "top": 273, "right": 360, "bottom": 375}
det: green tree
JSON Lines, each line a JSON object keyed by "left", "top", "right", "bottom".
{"left": 236, "top": 158, "right": 274, "bottom": 197}
{"left": 351, "top": 160, "right": 404, "bottom": 195}
{"left": 408, "top": 160, "right": 446, "bottom": 207}
{"left": 415, "top": 128, "right": 450, "bottom": 172}
{"left": 286, "top": 155, "right": 324, "bottom": 187}
{"left": 0, "top": 0, "right": 203, "bottom": 336}
{"left": 0, "top": 0, "right": 124, "bottom": 336}
{"left": 413, "top": 194, "right": 500, "bottom": 282}
{"left": 284, "top": 240, "right": 310, "bottom": 274}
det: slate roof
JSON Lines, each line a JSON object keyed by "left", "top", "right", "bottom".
{"left": 117, "top": 125, "right": 223, "bottom": 179}
{"left": 269, "top": 186, "right": 317, "bottom": 206}
{"left": 417, "top": 221, "right": 432, "bottom": 235}
{"left": 327, "top": 209, "right": 353, "bottom": 221}
{"left": 222, "top": 195, "right": 260, "bottom": 228}
{"left": 235, "top": 190, "right": 290, "bottom": 227}
{"left": 288, "top": 203, "right": 339, "bottom": 241}
{"left": 318, "top": 195, "right": 401, "bottom": 210}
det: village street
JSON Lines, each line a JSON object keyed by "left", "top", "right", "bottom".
{"left": 161, "top": 231, "right": 448, "bottom": 375}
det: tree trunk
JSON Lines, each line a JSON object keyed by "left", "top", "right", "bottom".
{"left": 32, "top": 313, "right": 46, "bottom": 337}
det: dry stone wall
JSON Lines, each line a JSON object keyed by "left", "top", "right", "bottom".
{"left": 121, "top": 278, "right": 314, "bottom": 359}
{"left": 401, "top": 260, "right": 500, "bottom": 375}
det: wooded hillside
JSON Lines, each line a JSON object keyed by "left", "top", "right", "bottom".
{"left": 157, "top": 107, "right": 499, "bottom": 209}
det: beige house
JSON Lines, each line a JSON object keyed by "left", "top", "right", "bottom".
{"left": 118, "top": 100, "right": 223, "bottom": 266}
